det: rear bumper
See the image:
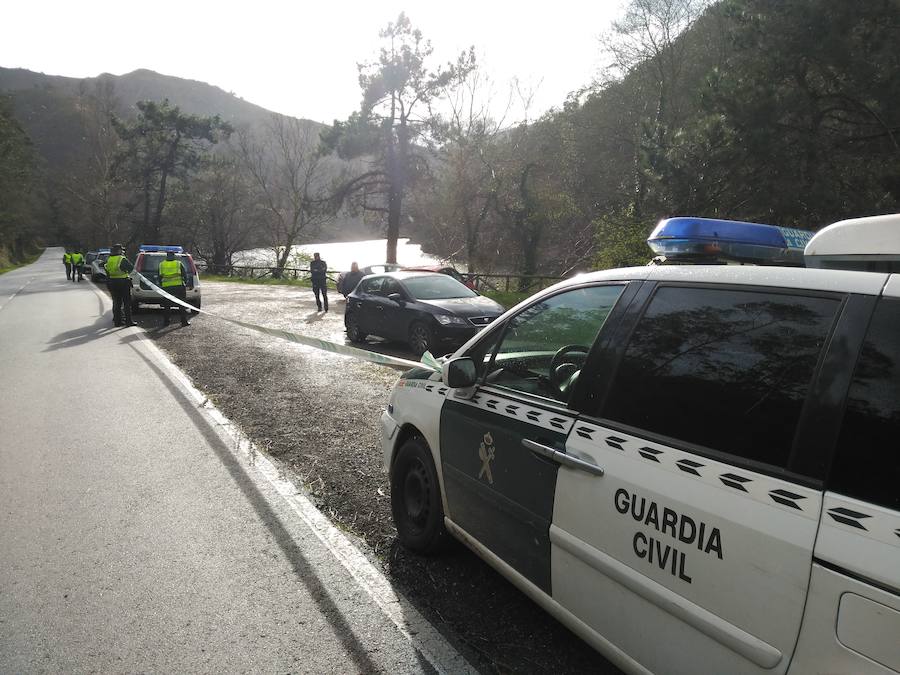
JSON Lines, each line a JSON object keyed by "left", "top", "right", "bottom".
{"left": 133, "top": 287, "right": 201, "bottom": 306}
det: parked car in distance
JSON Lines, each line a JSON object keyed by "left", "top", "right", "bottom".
{"left": 402, "top": 264, "right": 475, "bottom": 289}
{"left": 345, "top": 271, "right": 504, "bottom": 355}
{"left": 337, "top": 263, "right": 403, "bottom": 297}
{"left": 130, "top": 245, "right": 201, "bottom": 313}
{"left": 83, "top": 250, "right": 100, "bottom": 276}
{"left": 89, "top": 248, "right": 111, "bottom": 280}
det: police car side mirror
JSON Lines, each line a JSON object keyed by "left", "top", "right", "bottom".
{"left": 443, "top": 357, "right": 477, "bottom": 389}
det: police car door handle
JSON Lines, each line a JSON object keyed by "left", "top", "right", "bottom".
{"left": 522, "top": 439, "right": 604, "bottom": 477}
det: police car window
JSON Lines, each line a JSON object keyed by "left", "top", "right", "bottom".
{"left": 600, "top": 287, "right": 839, "bottom": 469}
{"left": 484, "top": 285, "right": 625, "bottom": 403}
{"left": 830, "top": 298, "right": 900, "bottom": 511}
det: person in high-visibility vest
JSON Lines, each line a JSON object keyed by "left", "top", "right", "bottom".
{"left": 158, "top": 250, "right": 191, "bottom": 327}
{"left": 104, "top": 244, "right": 136, "bottom": 327}
{"left": 70, "top": 250, "right": 84, "bottom": 282}
{"left": 63, "top": 249, "right": 72, "bottom": 280}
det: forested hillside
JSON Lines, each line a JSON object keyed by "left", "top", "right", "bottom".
{"left": 1, "top": 0, "right": 897, "bottom": 273}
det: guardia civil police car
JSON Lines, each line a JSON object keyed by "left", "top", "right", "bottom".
{"left": 130, "top": 245, "right": 201, "bottom": 313}
{"left": 381, "top": 214, "right": 900, "bottom": 674}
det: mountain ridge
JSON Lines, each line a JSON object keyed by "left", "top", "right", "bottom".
{"left": 0, "top": 66, "right": 323, "bottom": 130}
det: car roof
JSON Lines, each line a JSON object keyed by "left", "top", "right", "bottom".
{"left": 402, "top": 265, "right": 453, "bottom": 272}
{"left": 366, "top": 271, "right": 447, "bottom": 281}
{"left": 533, "top": 264, "right": 890, "bottom": 300}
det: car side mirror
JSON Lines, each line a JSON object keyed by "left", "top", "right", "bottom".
{"left": 388, "top": 292, "right": 405, "bottom": 305}
{"left": 442, "top": 357, "right": 477, "bottom": 389}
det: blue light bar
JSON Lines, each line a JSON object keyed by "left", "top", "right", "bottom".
{"left": 647, "top": 217, "right": 813, "bottom": 266}
{"left": 139, "top": 244, "right": 184, "bottom": 253}
{"left": 98, "top": 248, "right": 110, "bottom": 254}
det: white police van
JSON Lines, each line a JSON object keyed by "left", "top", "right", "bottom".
{"left": 381, "top": 214, "right": 900, "bottom": 674}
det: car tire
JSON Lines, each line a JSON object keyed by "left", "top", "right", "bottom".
{"left": 408, "top": 321, "right": 433, "bottom": 356}
{"left": 390, "top": 437, "right": 449, "bottom": 555}
{"left": 347, "top": 314, "right": 367, "bottom": 343}
{"left": 191, "top": 299, "right": 201, "bottom": 314}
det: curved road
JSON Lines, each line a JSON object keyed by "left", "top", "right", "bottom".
{"left": 0, "top": 249, "right": 469, "bottom": 673}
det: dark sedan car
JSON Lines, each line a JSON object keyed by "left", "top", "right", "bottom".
{"left": 344, "top": 272, "right": 505, "bottom": 355}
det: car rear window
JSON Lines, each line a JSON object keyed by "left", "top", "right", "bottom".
{"left": 137, "top": 253, "right": 195, "bottom": 274}
{"left": 829, "top": 298, "right": 900, "bottom": 511}
{"left": 403, "top": 275, "right": 475, "bottom": 300}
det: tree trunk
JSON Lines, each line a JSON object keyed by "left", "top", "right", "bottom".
{"left": 386, "top": 185, "right": 401, "bottom": 264}
{"left": 151, "top": 133, "right": 180, "bottom": 242}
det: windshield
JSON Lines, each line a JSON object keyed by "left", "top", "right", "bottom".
{"left": 402, "top": 275, "right": 476, "bottom": 300}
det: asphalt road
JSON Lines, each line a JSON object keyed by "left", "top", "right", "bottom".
{"left": 0, "top": 249, "right": 468, "bottom": 674}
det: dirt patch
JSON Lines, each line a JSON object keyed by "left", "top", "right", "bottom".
{"left": 142, "top": 282, "right": 620, "bottom": 674}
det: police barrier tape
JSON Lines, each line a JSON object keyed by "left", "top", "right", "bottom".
{"left": 135, "top": 273, "right": 441, "bottom": 372}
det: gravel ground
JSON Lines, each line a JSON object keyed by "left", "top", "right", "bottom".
{"left": 139, "top": 281, "right": 620, "bottom": 674}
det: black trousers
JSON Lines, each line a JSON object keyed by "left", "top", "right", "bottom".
{"left": 313, "top": 281, "right": 328, "bottom": 311}
{"left": 108, "top": 278, "right": 133, "bottom": 326}
{"left": 162, "top": 285, "right": 189, "bottom": 325}
{"left": 72, "top": 265, "right": 83, "bottom": 282}
{"left": 64, "top": 263, "right": 72, "bottom": 280}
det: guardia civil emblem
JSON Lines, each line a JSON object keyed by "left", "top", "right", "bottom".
{"left": 478, "top": 432, "right": 495, "bottom": 484}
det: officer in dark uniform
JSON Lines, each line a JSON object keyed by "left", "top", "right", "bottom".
{"left": 104, "top": 244, "right": 136, "bottom": 327}
{"left": 310, "top": 252, "right": 328, "bottom": 312}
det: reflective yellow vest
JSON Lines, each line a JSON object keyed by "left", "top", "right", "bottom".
{"left": 71, "top": 253, "right": 83, "bottom": 265}
{"left": 158, "top": 259, "right": 184, "bottom": 287}
{"left": 105, "top": 255, "right": 128, "bottom": 279}
{"left": 63, "top": 253, "right": 71, "bottom": 263}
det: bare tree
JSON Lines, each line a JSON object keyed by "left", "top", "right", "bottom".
{"left": 599, "top": 0, "right": 710, "bottom": 219}
{"left": 169, "top": 150, "right": 256, "bottom": 270}
{"left": 429, "top": 69, "right": 512, "bottom": 274}
{"left": 239, "top": 115, "right": 333, "bottom": 276}
{"left": 65, "top": 79, "right": 129, "bottom": 246}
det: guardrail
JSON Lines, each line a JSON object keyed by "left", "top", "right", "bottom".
{"left": 196, "top": 264, "right": 564, "bottom": 293}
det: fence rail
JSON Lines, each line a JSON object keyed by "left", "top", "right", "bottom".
{"left": 197, "top": 264, "right": 564, "bottom": 294}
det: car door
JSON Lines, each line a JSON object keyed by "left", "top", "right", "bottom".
{"left": 439, "top": 283, "right": 630, "bottom": 593}
{"left": 553, "top": 282, "right": 852, "bottom": 674}
{"left": 352, "top": 276, "right": 385, "bottom": 335}
{"left": 377, "top": 278, "right": 409, "bottom": 340}
{"left": 793, "top": 292, "right": 900, "bottom": 673}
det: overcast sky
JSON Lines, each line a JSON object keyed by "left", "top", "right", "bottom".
{"left": 2, "top": 1, "right": 624, "bottom": 124}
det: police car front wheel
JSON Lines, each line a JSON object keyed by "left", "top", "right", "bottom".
{"left": 390, "top": 437, "right": 449, "bottom": 554}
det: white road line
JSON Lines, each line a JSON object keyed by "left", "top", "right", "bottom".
{"left": 129, "top": 326, "right": 475, "bottom": 674}
{"left": 0, "top": 276, "right": 34, "bottom": 313}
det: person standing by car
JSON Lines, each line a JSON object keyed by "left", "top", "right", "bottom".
{"left": 158, "top": 250, "right": 191, "bottom": 327}
{"left": 63, "top": 249, "right": 72, "bottom": 280}
{"left": 339, "top": 261, "right": 364, "bottom": 298}
{"left": 70, "top": 250, "right": 84, "bottom": 282}
{"left": 104, "top": 244, "right": 135, "bottom": 327}
{"left": 310, "top": 252, "right": 328, "bottom": 312}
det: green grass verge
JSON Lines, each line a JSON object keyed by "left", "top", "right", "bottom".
{"left": 0, "top": 249, "right": 44, "bottom": 275}
{"left": 480, "top": 289, "right": 533, "bottom": 308}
